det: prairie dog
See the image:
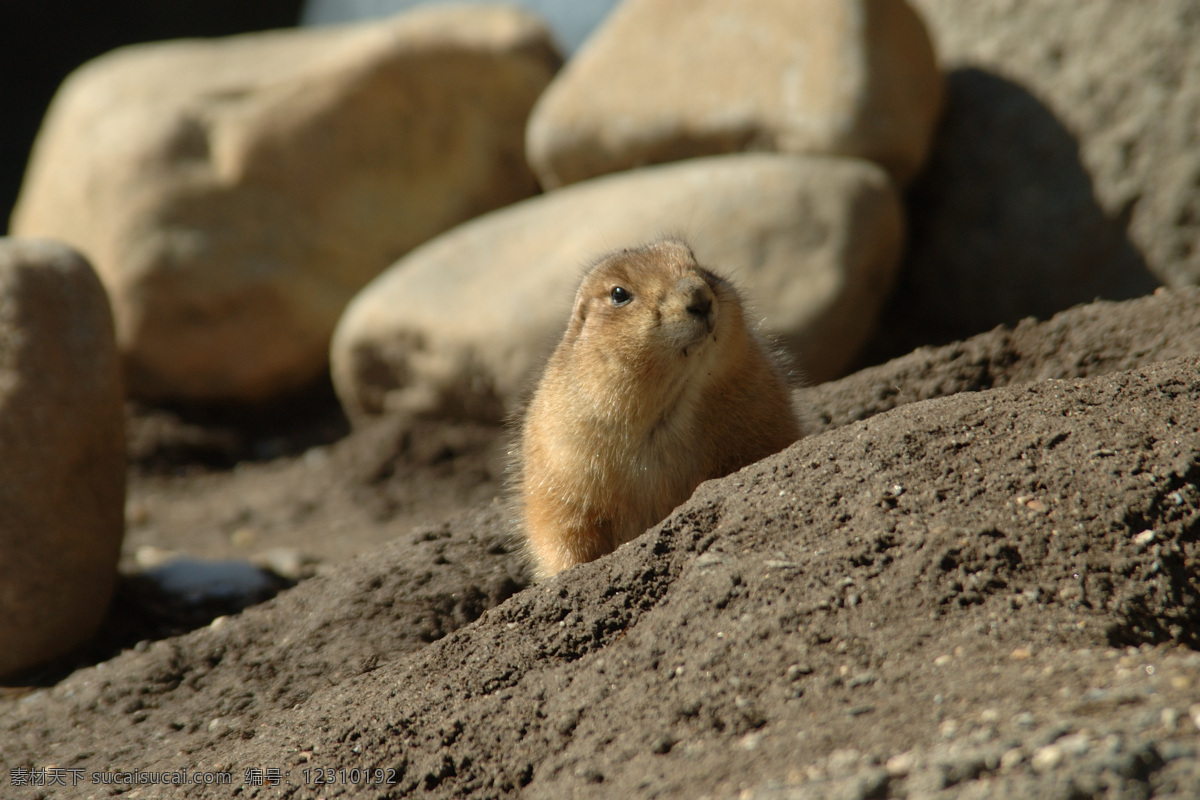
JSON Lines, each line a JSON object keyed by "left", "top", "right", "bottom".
{"left": 518, "top": 239, "right": 802, "bottom": 579}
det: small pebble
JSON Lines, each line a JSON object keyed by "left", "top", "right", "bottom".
{"left": 1057, "top": 733, "right": 1090, "bottom": 757}
{"left": 886, "top": 751, "right": 916, "bottom": 777}
{"left": 1030, "top": 744, "right": 1063, "bottom": 773}
{"left": 999, "top": 748, "right": 1025, "bottom": 771}
{"left": 787, "top": 663, "right": 814, "bottom": 681}
{"left": 847, "top": 672, "right": 878, "bottom": 689}
{"left": 253, "top": 547, "right": 313, "bottom": 581}
{"left": 134, "top": 545, "right": 178, "bottom": 569}
{"left": 739, "top": 732, "right": 763, "bottom": 751}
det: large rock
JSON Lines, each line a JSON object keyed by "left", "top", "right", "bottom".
{"left": 879, "top": 68, "right": 1160, "bottom": 351}
{"left": 331, "top": 153, "right": 903, "bottom": 423}
{"left": 526, "top": 0, "right": 943, "bottom": 190}
{"left": 909, "top": 0, "right": 1200, "bottom": 288}
{"left": 0, "top": 1, "right": 305, "bottom": 232}
{"left": 881, "top": 0, "right": 1199, "bottom": 349}
{"left": 9, "top": 5, "right": 561, "bottom": 403}
{"left": 0, "top": 238, "right": 125, "bottom": 679}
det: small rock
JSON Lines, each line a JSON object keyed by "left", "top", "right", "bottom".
{"left": 740, "top": 732, "right": 764, "bottom": 751}
{"left": 886, "top": 751, "right": 917, "bottom": 777}
{"left": 1030, "top": 744, "right": 1064, "bottom": 773}
{"left": 252, "top": 548, "right": 315, "bottom": 581}
{"left": 847, "top": 672, "right": 879, "bottom": 689}
{"left": 1057, "top": 733, "right": 1091, "bottom": 757}
{"left": 135, "top": 545, "right": 181, "bottom": 570}
{"left": 787, "top": 663, "right": 815, "bottom": 681}
{"left": 999, "top": 748, "right": 1025, "bottom": 771}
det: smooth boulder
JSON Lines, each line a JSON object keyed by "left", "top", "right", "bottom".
{"left": 331, "top": 153, "right": 903, "bottom": 424}
{"left": 526, "top": 0, "right": 943, "bottom": 189}
{"left": 9, "top": 5, "right": 561, "bottom": 403}
{"left": 0, "top": 238, "right": 125, "bottom": 679}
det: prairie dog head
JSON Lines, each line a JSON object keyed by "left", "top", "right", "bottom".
{"left": 554, "top": 240, "right": 745, "bottom": 419}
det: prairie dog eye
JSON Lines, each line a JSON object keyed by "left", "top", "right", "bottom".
{"left": 610, "top": 286, "right": 632, "bottom": 306}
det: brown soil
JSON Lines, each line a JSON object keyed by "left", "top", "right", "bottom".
{"left": 2, "top": 287, "right": 1200, "bottom": 799}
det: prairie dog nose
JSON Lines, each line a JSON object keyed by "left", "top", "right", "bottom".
{"left": 678, "top": 276, "right": 715, "bottom": 323}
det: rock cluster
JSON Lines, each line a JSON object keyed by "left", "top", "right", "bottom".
{"left": 11, "top": 0, "right": 1195, "bottom": 421}
{"left": 333, "top": 0, "right": 942, "bottom": 425}
{"left": 10, "top": 5, "right": 561, "bottom": 402}
{"left": 332, "top": 154, "right": 902, "bottom": 421}
{"left": 0, "top": 239, "right": 125, "bottom": 679}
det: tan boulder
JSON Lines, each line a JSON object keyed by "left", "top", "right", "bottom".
{"left": 331, "top": 153, "right": 903, "bottom": 424}
{"left": 10, "top": 6, "right": 561, "bottom": 403}
{"left": 0, "top": 239, "right": 125, "bottom": 679}
{"left": 526, "top": 0, "right": 943, "bottom": 190}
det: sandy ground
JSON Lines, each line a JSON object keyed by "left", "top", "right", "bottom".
{"left": 1, "top": 287, "right": 1199, "bottom": 799}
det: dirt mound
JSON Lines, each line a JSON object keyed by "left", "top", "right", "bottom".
{"left": 2, "top": 289, "right": 1199, "bottom": 799}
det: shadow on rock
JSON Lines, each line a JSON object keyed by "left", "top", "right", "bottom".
{"left": 864, "top": 67, "right": 1160, "bottom": 363}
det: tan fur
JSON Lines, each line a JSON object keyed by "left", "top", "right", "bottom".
{"left": 518, "top": 239, "right": 803, "bottom": 579}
